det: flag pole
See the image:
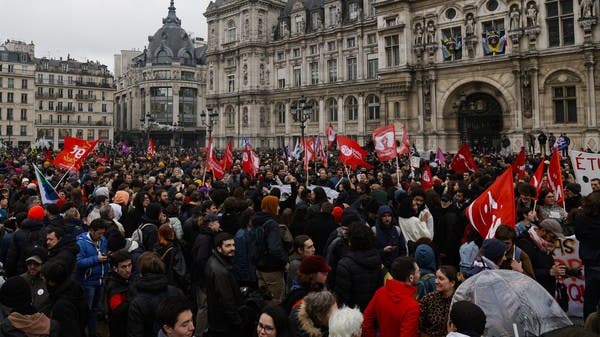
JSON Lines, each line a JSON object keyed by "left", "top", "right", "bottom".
{"left": 395, "top": 155, "right": 401, "bottom": 185}
{"left": 54, "top": 163, "right": 76, "bottom": 190}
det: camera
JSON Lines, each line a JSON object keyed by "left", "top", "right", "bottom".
{"left": 565, "top": 268, "right": 582, "bottom": 278}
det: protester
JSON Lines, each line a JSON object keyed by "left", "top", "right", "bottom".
{"left": 20, "top": 247, "right": 51, "bottom": 315}
{"left": 495, "top": 224, "right": 535, "bottom": 278}
{"left": 155, "top": 296, "right": 195, "bottom": 337}
{"left": 104, "top": 249, "right": 133, "bottom": 337}
{"left": 329, "top": 306, "right": 363, "bottom": 337}
{"left": 287, "top": 234, "right": 316, "bottom": 292}
{"left": 415, "top": 243, "right": 437, "bottom": 299}
{"left": 537, "top": 189, "right": 568, "bottom": 225}
{"left": 374, "top": 205, "right": 407, "bottom": 268}
{"left": 447, "top": 301, "right": 487, "bottom": 337}
{"left": 257, "top": 305, "right": 295, "bottom": 337}
{"left": 419, "top": 265, "right": 461, "bottom": 337}
{"left": 290, "top": 290, "right": 337, "bottom": 337}
{"left": 282, "top": 255, "right": 331, "bottom": 314}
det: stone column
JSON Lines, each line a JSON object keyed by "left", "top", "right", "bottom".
{"left": 358, "top": 94, "right": 365, "bottom": 138}
{"left": 319, "top": 97, "right": 326, "bottom": 133}
{"left": 512, "top": 69, "right": 523, "bottom": 130}
{"left": 429, "top": 72, "right": 438, "bottom": 131}
{"left": 531, "top": 68, "right": 540, "bottom": 129}
{"left": 585, "top": 59, "right": 597, "bottom": 127}
{"left": 337, "top": 95, "right": 344, "bottom": 133}
{"left": 416, "top": 77, "right": 424, "bottom": 132}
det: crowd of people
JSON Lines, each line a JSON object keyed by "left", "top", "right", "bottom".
{"left": 0, "top": 142, "right": 597, "bottom": 337}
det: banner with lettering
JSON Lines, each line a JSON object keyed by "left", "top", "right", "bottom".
{"left": 570, "top": 150, "right": 600, "bottom": 196}
{"left": 552, "top": 235, "right": 585, "bottom": 317}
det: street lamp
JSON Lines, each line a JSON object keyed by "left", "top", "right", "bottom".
{"left": 140, "top": 113, "right": 155, "bottom": 145}
{"left": 290, "top": 95, "right": 313, "bottom": 185}
{"left": 201, "top": 107, "right": 219, "bottom": 144}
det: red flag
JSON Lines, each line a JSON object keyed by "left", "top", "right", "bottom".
{"left": 147, "top": 138, "right": 156, "bottom": 158}
{"left": 397, "top": 124, "right": 410, "bottom": 155}
{"left": 53, "top": 137, "right": 99, "bottom": 171}
{"left": 529, "top": 159, "right": 545, "bottom": 197}
{"left": 206, "top": 138, "right": 224, "bottom": 180}
{"left": 303, "top": 137, "right": 316, "bottom": 170}
{"left": 373, "top": 125, "right": 397, "bottom": 162}
{"left": 337, "top": 135, "right": 373, "bottom": 169}
{"left": 44, "top": 150, "right": 53, "bottom": 162}
{"left": 326, "top": 123, "right": 336, "bottom": 149}
{"left": 511, "top": 147, "right": 527, "bottom": 179}
{"left": 547, "top": 148, "right": 564, "bottom": 207}
{"left": 465, "top": 168, "right": 516, "bottom": 238}
{"left": 222, "top": 139, "right": 234, "bottom": 170}
{"left": 315, "top": 136, "right": 328, "bottom": 168}
{"left": 451, "top": 143, "right": 478, "bottom": 173}
{"left": 421, "top": 163, "right": 434, "bottom": 190}
{"left": 242, "top": 144, "right": 259, "bottom": 177}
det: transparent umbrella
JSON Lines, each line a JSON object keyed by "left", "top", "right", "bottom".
{"left": 452, "top": 269, "right": 572, "bottom": 337}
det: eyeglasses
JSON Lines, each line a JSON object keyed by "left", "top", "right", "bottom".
{"left": 257, "top": 322, "right": 275, "bottom": 334}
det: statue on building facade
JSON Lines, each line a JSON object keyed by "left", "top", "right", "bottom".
{"left": 465, "top": 14, "right": 475, "bottom": 36}
{"left": 510, "top": 5, "right": 521, "bottom": 30}
{"left": 426, "top": 21, "right": 436, "bottom": 44}
{"left": 581, "top": 0, "right": 595, "bottom": 18}
{"left": 415, "top": 23, "right": 424, "bottom": 45}
{"left": 527, "top": 3, "right": 538, "bottom": 27}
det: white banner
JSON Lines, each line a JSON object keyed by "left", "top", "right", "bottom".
{"left": 552, "top": 235, "right": 585, "bottom": 317}
{"left": 570, "top": 150, "right": 600, "bottom": 196}
{"left": 271, "top": 184, "right": 339, "bottom": 203}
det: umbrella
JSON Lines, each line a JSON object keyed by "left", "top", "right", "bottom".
{"left": 452, "top": 269, "right": 572, "bottom": 337}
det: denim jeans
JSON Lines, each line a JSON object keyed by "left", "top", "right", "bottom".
{"left": 83, "top": 285, "right": 103, "bottom": 336}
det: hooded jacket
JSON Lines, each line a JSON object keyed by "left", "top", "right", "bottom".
{"left": 335, "top": 248, "right": 383, "bottom": 311}
{"left": 5, "top": 218, "right": 46, "bottom": 277}
{"left": 49, "top": 279, "right": 88, "bottom": 337}
{"left": 374, "top": 205, "right": 407, "bottom": 267}
{"left": 75, "top": 232, "right": 109, "bottom": 286}
{"left": 0, "top": 312, "right": 59, "bottom": 337}
{"left": 290, "top": 300, "right": 328, "bottom": 337}
{"left": 574, "top": 211, "right": 600, "bottom": 266}
{"left": 363, "top": 279, "right": 420, "bottom": 337}
{"left": 415, "top": 244, "right": 436, "bottom": 299}
{"left": 251, "top": 211, "right": 287, "bottom": 272}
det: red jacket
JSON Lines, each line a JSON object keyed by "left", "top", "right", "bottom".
{"left": 362, "top": 279, "right": 420, "bottom": 337}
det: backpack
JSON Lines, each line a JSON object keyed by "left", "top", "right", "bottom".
{"left": 249, "top": 223, "right": 269, "bottom": 266}
{"left": 131, "top": 223, "right": 154, "bottom": 246}
{"left": 417, "top": 273, "right": 436, "bottom": 298}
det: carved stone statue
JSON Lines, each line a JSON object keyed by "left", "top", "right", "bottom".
{"left": 581, "top": 0, "right": 594, "bottom": 18}
{"left": 510, "top": 6, "right": 521, "bottom": 30}
{"left": 426, "top": 21, "right": 436, "bottom": 44}
{"left": 465, "top": 14, "right": 475, "bottom": 36}
{"left": 415, "top": 23, "right": 424, "bottom": 45}
{"left": 527, "top": 3, "right": 538, "bottom": 27}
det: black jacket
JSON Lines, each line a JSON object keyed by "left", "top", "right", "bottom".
{"left": 127, "top": 273, "right": 184, "bottom": 337}
{"left": 205, "top": 250, "right": 245, "bottom": 334}
{"left": 191, "top": 227, "right": 214, "bottom": 287}
{"left": 47, "top": 237, "right": 79, "bottom": 275}
{"left": 334, "top": 249, "right": 384, "bottom": 311}
{"left": 49, "top": 279, "right": 89, "bottom": 337}
{"left": 516, "top": 234, "right": 556, "bottom": 295}
{"left": 305, "top": 212, "right": 338, "bottom": 255}
{"left": 574, "top": 211, "right": 600, "bottom": 266}
{"left": 104, "top": 271, "right": 132, "bottom": 337}
{"left": 6, "top": 218, "right": 46, "bottom": 277}
{"left": 251, "top": 212, "right": 287, "bottom": 272}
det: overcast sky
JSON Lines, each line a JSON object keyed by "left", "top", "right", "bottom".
{"left": 1, "top": 0, "right": 211, "bottom": 72}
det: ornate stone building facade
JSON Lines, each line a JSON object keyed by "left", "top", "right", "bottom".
{"left": 114, "top": 1, "right": 207, "bottom": 147}
{"left": 206, "top": 0, "right": 600, "bottom": 152}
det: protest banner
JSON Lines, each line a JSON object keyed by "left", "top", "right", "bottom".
{"left": 570, "top": 150, "right": 600, "bottom": 196}
{"left": 552, "top": 235, "right": 585, "bottom": 317}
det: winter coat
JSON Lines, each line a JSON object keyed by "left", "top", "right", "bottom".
{"left": 191, "top": 227, "right": 214, "bottom": 287}
{"left": 290, "top": 301, "right": 329, "bottom": 337}
{"left": 49, "top": 279, "right": 89, "bottom": 337}
{"left": 251, "top": 212, "right": 287, "bottom": 272}
{"left": 47, "top": 237, "right": 79, "bottom": 276}
{"left": 233, "top": 227, "right": 257, "bottom": 284}
{"left": 75, "top": 232, "right": 109, "bottom": 287}
{"left": 205, "top": 250, "right": 245, "bottom": 335}
{"left": 516, "top": 234, "right": 556, "bottom": 295}
{"left": 574, "top": 212, "right": 600, "bottom": 267}
{"left": 5, "top": 218, "right": 46, "bottom": 277}
{"left": 374, "top": 206, "right": 407, "bottom": 267}
{"left": 155, "top": 242, "right": 187, "bottom": 290}
{"left": 127, "top": 273, "right": 184, "bottom": 337}
{"left": 363, "top": 279, "right": 420, "bottom": 337}
{"left": 305, "top": 212, "right": 338, "bottom": 255}
{"left": 414, "top": 244, "right": 437, "bottom": 299}
{"left": 104, "top": 270, "right": 131, "bottom": 337}
{"left": 20, "top": 272, "right": 51, "bottom": 315}
{"left": 334, "top": 249, "right": 383, "bottom": 311}
{"left": 0, "top": 312, "right": 59, "bottom": 337}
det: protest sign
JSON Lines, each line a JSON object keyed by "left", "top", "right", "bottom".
{"left": 570, "top": 150, "right": 600, "bottom": 196}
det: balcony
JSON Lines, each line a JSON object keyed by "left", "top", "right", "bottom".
{"left": 75, "top": 93, "right": 97, "bottom": 101}
{"left": 54, "top": 106, "right": 76, "bottom": 112}
{"left": 35, "top": 93, "right": 58, "bottom": 99}
{"left": 34, "top": 119, "right": 112, "bottom": 126}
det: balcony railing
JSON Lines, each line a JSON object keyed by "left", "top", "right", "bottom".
{"left": 75, "top": 94, "right": 97, "bottom": 100}
{"left": 34, "top": 120, "right": 112, "bottom": 126}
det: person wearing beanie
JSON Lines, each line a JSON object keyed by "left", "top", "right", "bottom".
{"left": 281, "top": 255, "right": 331, "bottom": 314}
{"left": 5, "top": 205, "right": 47, "bottom": 277}
{"left": 447, "top": 301, "right": 486, "bottom": 337}
{"left": 564, "top": 182, "right": 582, "bottom": 213}
{"left": 251, "top": 195, "right": 288, "bottom": 302}
{"left": 414, "top": 244, "right": 437, "bottom": 299}
{"left": 0, "top": 276, "right": 59, "bottom": 337}
{"left": 21, "top": 247, "right": 51, "bottom": 315}
{"left": 471, "top": 239, "right": 507, "bottom": 275}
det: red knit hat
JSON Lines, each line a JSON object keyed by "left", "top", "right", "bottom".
{"left": 332, "top": 206, "right": 344, "bottom": 223}
{"left": 299, "top": 255, "right": 331, "bottom": 274}
{"left": 27, "top": 205, "right": 45, "bottom": 221}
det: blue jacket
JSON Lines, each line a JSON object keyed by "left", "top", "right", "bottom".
{"left": 374, "top": 205, "right": 407, "bottom": 267}
{"left": 76, "top": 232, "right": 109, "bottom": 286}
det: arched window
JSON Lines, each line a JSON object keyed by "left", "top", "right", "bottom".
{"left": 277, "top": 103, "right": 286, "bottom": 124}
{"left": 156, "top": 50, "right": 170, "bottom": 64}
{"left": 327, "top": 98, "right": 338, "bottom": 121}
{"left": 227, "top": 20, "right": 237, "bottom": 43}
{"left": 346, "top": 96, "right": 358, "bottom": 121}
{"left": 226, "top": 105, "right": 235, "bottom": 125}
{"left": 366, "top": 95, "right": 380, "bottom": 120}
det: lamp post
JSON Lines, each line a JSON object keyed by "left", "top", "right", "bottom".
{"left": 140, "top": 113, "right": 155, "bottom": 146}
{"left": 200, "top": 107, "right": 219, "bottom": 146}
{"left": 290, "top": 95, "right": 313, "bottom": 186}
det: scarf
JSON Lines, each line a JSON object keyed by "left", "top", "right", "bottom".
{"left": 528, "top": 226, "right": 554, "bottom": 254}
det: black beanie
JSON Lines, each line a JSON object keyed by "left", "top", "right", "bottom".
{"left": 0, "top": 276, "right": 32, "bottom": 309}
{"left": 450, "top": 301, "right": 486, "bottom": 335}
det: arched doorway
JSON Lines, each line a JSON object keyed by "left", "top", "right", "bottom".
{"left": 457, "top": 92, "right": 503, "bottom": 152}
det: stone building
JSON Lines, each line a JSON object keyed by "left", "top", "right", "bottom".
{"left": 114, "top": 0, "right": 207, "bottom": 147}
{"left": 0, "top": 40, "right": 35, "bottom": 147}
{"left": 33, "top": 56, "right": 114, "bottom": 149}
{"left": 205, "top": 0, "right": 600, "bottom": 152}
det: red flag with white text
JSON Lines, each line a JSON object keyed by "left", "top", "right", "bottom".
{"left": 547, "top": 148, "right": 564, "bottom": 207}
{"left": 53, "top": 137, "right": 99, "bottom": 171}
{"left": 326, "top": 123, "right": 336, "bottom": 149}
{"left": 511, "top": 147, "right": 527, "bottom": 179}
{"left": 421, "top": 163, "right": 434, "bottom": 190}
{"left": 465, "top": 168, "right": 516, "bottom": 238}
{"left": 242, "top": 144, "right": 259, "bottom": 177}
{"left": 337, "top": 135, "right": 373, "bottom": 169}
{"left": 315, "top": 136, "right": 328, "bottom": 168}
{"left": 397, "top": 124, "right": 411, "bottom": 155}
{"left": 147, "top": 138, "right": 156, "bottom": 158}
{"left": 373, "top": 125, "right": 397, "bottom": 162}
{"left": 529, "top": 159, "right": 546, "bottom": 197}
{"left": 303, "top": 137, "right": 316, "bottom": 170}
{"left": 206, "top": 138, "right": 224, "bottom": 180}
{"left": 451, "top": 143, "right": 478, "bottom": 173}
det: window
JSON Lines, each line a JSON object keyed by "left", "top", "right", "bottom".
{"left": 6, "top": 125, "right": 12, "bottom": 136}
{"left": 49, "top": 101, "right": 55, "bottom": 110}
{"left": 49, "top": 88, "right": 55, "bottom": 97}
{"left": 327, "top": 59, "right": 337, "bottom": 82}
{"left": 227, "top": 20, "right": 237, "bottom": 43}
{"left": 486, "top": 0, "right": 499, "bottom": 11}
{"left": 67, "top": 102, "right": 73, "bottom": 111}
{"left": 293, "top": 48, "right": 301, "bottom": 58}
{"left": 226, "top": 58, "right": 235, "bottom": 67}
{"left": 553, "top": 86, "right": 577, "bottom": 123}
{"left": 58, "top": 89, "right": 63, "bottom": 98}
{"left": 385, "top": 35, "right": 400, "bottom": 67}
{"left": 278, "top": 79, "right": 286, "bottom": 88}
{"left": 482, "top": 19, "right": 505, "bottom": 33}
{"left": 21, "top": 79, "right": 27, "bottom": 89}
{"left": 329, "top": 7, "right": 337, "bottom": 26}
{"left": 441, "top": 27, "right": 463, "bottom": 60}
{"left": 328, "top": 98, "right": 338, "bottom": 121}
{"left": 38, "top": 101, "right": 42, "bottom": 110}
{"left": 102, "top": 104, "right": 107, "bottom": 112}
{"left": 367, "top": 58, "right": 378, "bottom": 79}
{"left": 68, "top": 89, "right": 73, "bottom": 98}
{"left": 57, "top": 75, "right": 63, "bottom": 84}
{"left": 369, "top": 0, "right": 376, "bottom": 16}
{"left": 366, "top": 95, "right": 380, "bottom": 120}
{"left": 277, "top": 51, "right": 285, "bottom": 61}
{"left": 7, "top": 65, "right": 13, "bottom": 73}
{"left": 310, "top": 45, "right": 318, "bottom": 55}
{"left": 386, "top": 18, "right": 397, "bottom": 27}
{"left": 7, "top": 108, "right": 13, "bottom": 120}
{"left": 37, "top": 74, "right": 43, "bottom": 83}
{"left": 347, "top": 37, "right": 356, "bottom": 48}
{"left": 226, "top": 106, "right": 235, "bottom": 125}
{"left": 181, "top": 71, "right": 195, "bottom": 81}
{"left": 394, "top": 102, "right": 401, "bottom": 118}
{"left": 20, "top": 125, "right": 26, "bottom": 136}
{"left": 346, "top": 96, "right": 358, "bottom": 121}
{"left": 311, "top": 12, "right": 321, "bottom": 30}
{"left": 7, "top": 78, "right": 13, "bottom": 88}
{"left": 277, "top": 103, "right": 286, "bottom": 124}
{"left": 228, "top": 74, "right": 235, "bottom": 93}
{"left": 88, "top": 103, "right": 93, "bottom": 112}
{"left": 21, "top": 93, "right": 27, "bottom": 103}
{"left": 349, "top": 2, "right": 358, "bottom": 20}
{"left": 150, "top": 87, "right": 173, "bottom": 125}
{"left": 446, "top": 8, "right": 457, "bottom": 19}
{"left": 78, "top": 103, "right": 83, "bottom": 112}
{"left": 310, "top": 62, "right": 319, "bottom": 85}
{"left": 295, "top": 15, "right": 303, "bottom": 33}
{"left": 21, "top": 109, "right": 27, "bottom": 121}
{"left": 293, "top": 68, "right": 301, "bottom": 87}
{"left": 347, "top": 57, "right": 357, "bottom": 81}
{"left": 0, "top": 78, "right": 2, "bottom": 88}
{"left": 7, "top": 93, "right": 13, "bottom": 103}
{"left": 327, "top": 41, "right": 336, "bottom": 51}
{"left": 308, "top": 100, "right": 319, "bottom": 122}
{"left": 546, "top": 0, "right": 574, "bottom": 47}
{"left": 48, "top": 75, "right": 54, "bottom": 84}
